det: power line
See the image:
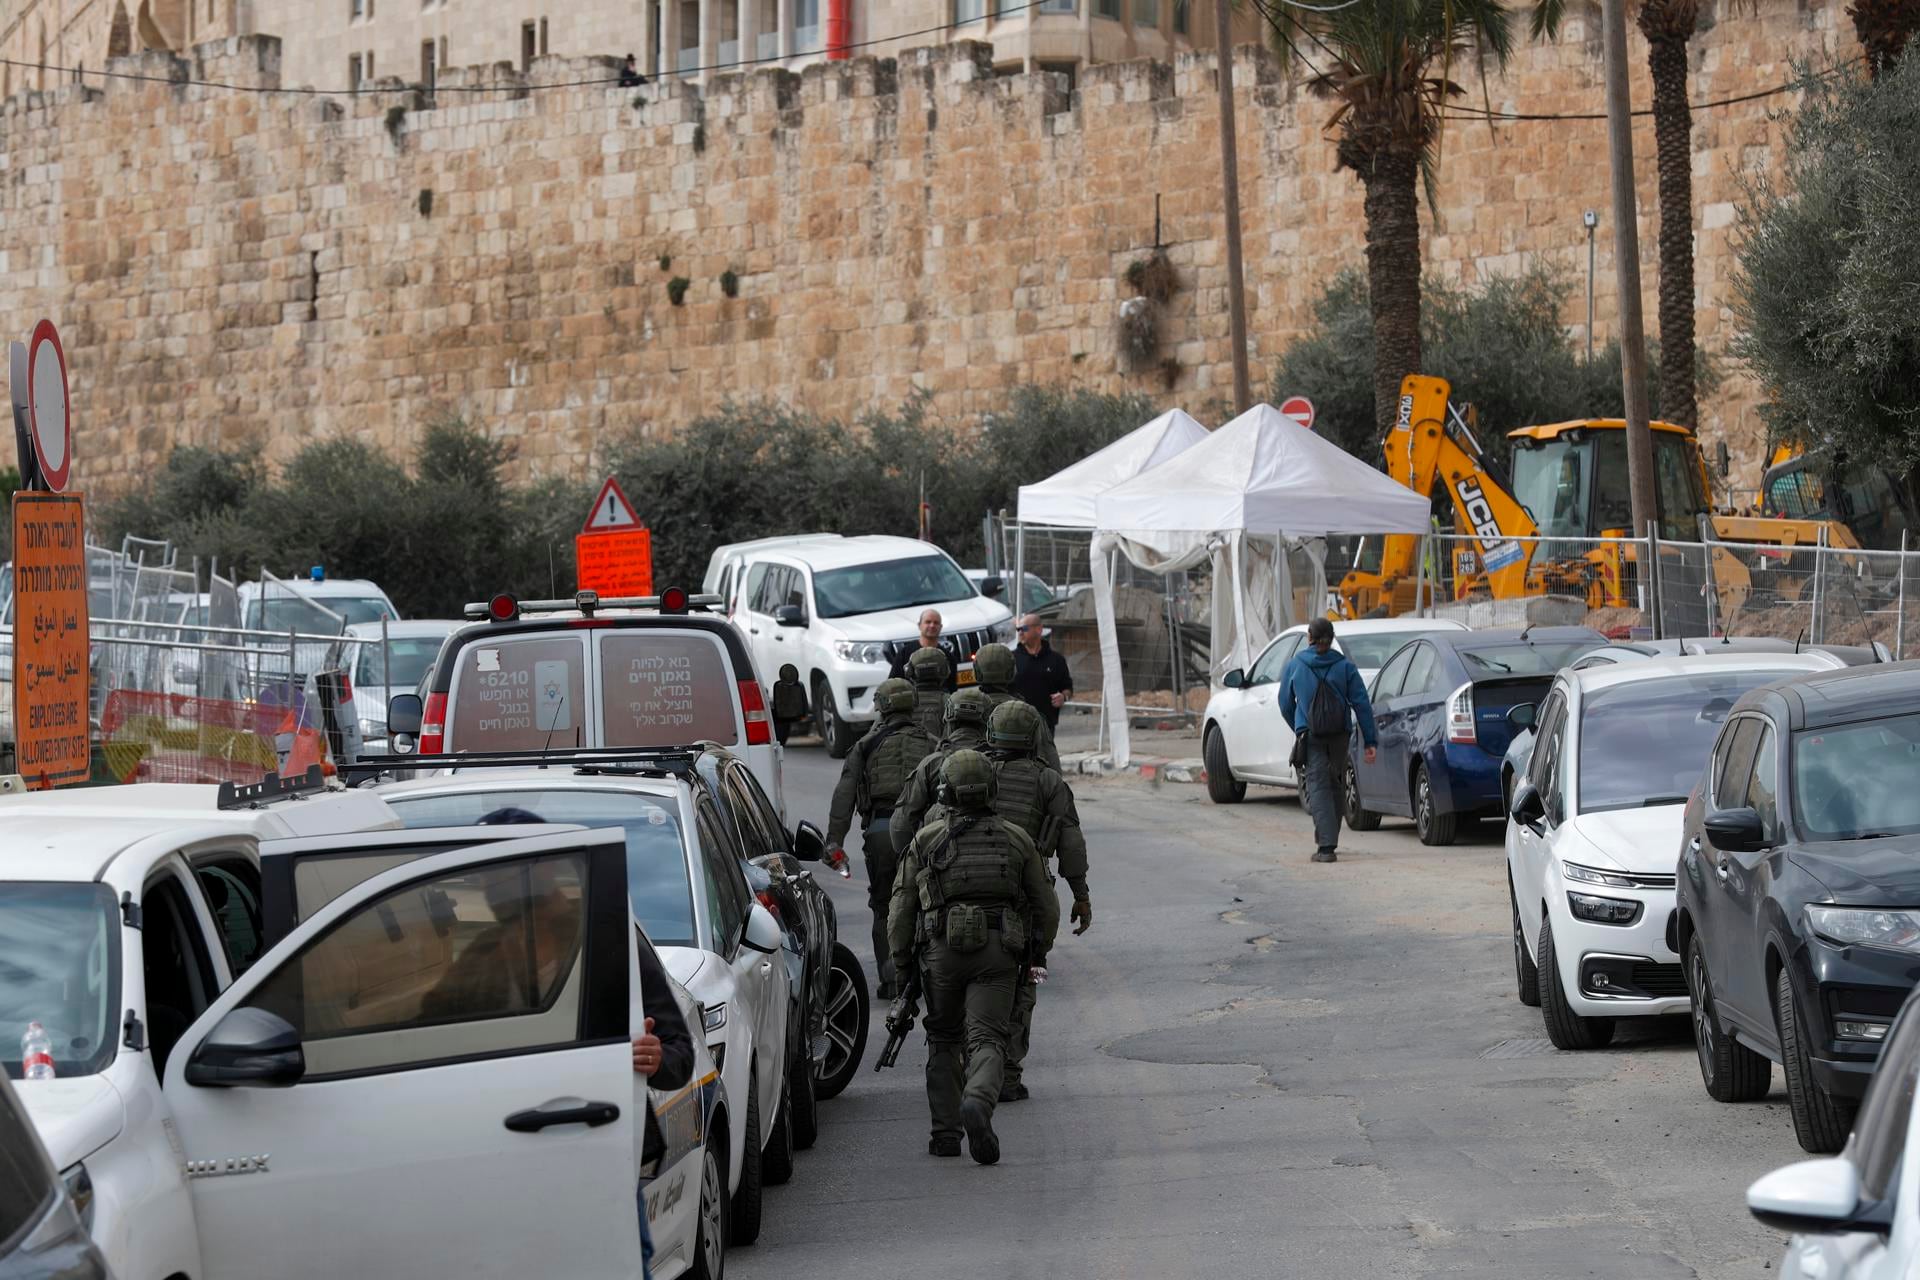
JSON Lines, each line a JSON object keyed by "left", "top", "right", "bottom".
{"left": 1440, "top": 57, "right": 1861, "bottom": 121}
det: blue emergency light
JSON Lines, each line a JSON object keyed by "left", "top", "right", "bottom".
{"left": 310, "top": 565, "right": 325, "bottom": 582}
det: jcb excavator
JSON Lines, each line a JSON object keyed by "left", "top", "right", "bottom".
{"left": 1755, "top": 444, "right": 1915, "bottom": 553}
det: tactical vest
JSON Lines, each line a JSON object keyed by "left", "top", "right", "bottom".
{"left": 922, "top": 814, "right": 1024, "bottom": 908}
{"left": 991, "top": 756, "right": 1047, "bottom": 843}
{"left": 912, "top": 688, "right": 947, "bottom": 738}
{"left": 862, "top": 719, "right": 936, "bottom": 817}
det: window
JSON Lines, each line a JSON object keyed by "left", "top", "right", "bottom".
{"left": 1370, "top": 646, "right": 1416, "bottom": 701}
{"left": 812, "top": 556, "right": 972, "bottom": 620}
{"left": 1248, "top": 633, "right": 1300, "bottom": 687}
{"left": 0, "top": 883, "right": 119, "bottom": 1080}
{"left": 1533, "top": 701, "right": 1569, "bottom": 826}
{"left": 597, "top": 633, "right": 739, "bottom": 747}
{"left": 446, "top": 635, "right": 588, "bottom": 751}
{"left": 540, "top": 17, "right": 549, "bottom": 54}
{"left": 0, "top": 1085, "right": 56, "bottom": 1248}
{"left": 196, "top": 860, "right": 264, "bottom": 975}
{"left": 1040, "top": 0, "right": 1076, "bottom": 11}
{"left": 351, "top": 0, "right": 365, "bottom": 17}
{"left": 143, "top": 874, "right": 220, "bottom": 1075}
{"left": 1173, "top": 0, "right": 1188, "bottom": 32}
{"left": 955, "top": 0, "right": 984, "bottom": 19}
{"left": 1096, "top": 0, "right": 1121, "bottom": 17}
{"left": 758, "top": 0, "right": 779, "bottom": 55}
{"left": 794, "top": 0, "right": 821, "bottom": 50}
{"left": 1336, "top": 630, "right": 1435, "bottom": 670}
{"left": 1793, "top": 712, "right": 1920, "bottom": 841}
{"left": 725, "top": 761, "right": 790, "bottom": 855}
{"left": 1575, "top": 671, "right": 1790, "bottom": 815}
{"left": 1711, "top": 717, "right": 1762, "bottom": 810}
{"left": 1746, "top": 726, "right": 1779, "bottom": 834}
{"left": 1401, "top": 644, "right": 1438, "bottom": 697}
{"left": 1852, "top": 1004, "right": 1920, "bottom": 1200}
{"left": 695, "top": 805, "right": 749, "bottom": 954}
{"left": 355, "top": 635, "right": 443, "bottom": 689}
{"left": 440, "top": 35, "right": 449, "bottom": 67}
{"left": 1456, "top": 642, "right": 1600, "bottom": 676}
{"left": 718, "top": 0, "right": 739, "bottom": 65}
{"left": 421, "top": 39, "right": 437, "bottom": 89}
{"left": 349, "top": 53, "right": 364, "bottom": 89}
{"left": 522, "top": 21, "right": 536, "bottom": 70}
{"left": 366, "top": 50, "right": 375, "bottom": 77}
{"left": 745, "top": 563, "right": 773, "bottom": 613}
{"left": 251, "top": 853, "right": 588, "bottom": 1077}
{"left": 1132, "top": 0, "right": 1156, "bottom": 27}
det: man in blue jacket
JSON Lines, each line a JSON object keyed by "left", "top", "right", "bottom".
{"left": 1278, "top": 617, "right": 1379, "bottom": 863}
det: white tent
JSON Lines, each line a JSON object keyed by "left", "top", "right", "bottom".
{"left": 1090, "top": 404, "right": 1431, "bottom": 765}
{"left": 1015, "top": 408, "right": 1211, "bottom": 528}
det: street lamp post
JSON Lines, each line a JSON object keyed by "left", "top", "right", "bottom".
{"left": 1583, "top": 209, "right": 1598, "bottom": 363}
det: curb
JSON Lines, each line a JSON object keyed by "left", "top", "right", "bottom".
{"left": 1061, "top": 751, "right": 1206, "bottom": 785}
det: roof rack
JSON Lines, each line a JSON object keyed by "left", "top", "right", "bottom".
{"left": 341, "top": 747, "right": 704, "bottom": 785}
{"left": 462, "top": 590, "right": 723, "bottom": 621}
{"left": 217, "top": 765, "right": 328, "bottom": 811}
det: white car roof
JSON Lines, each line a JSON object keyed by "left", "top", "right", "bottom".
{"left": 375, "top": 768, "right": 686, "bottom": 805}
{"left": 744, "top": 535, "right": 958, "bottom": 573}
{"left": 238, "top": 578, "right": 391, "bottom": 600}
{"left": 342, "top": 618, "right": 464, "bottom": 640}
{"left": 1279, "top": 617, "right": 1470, "bottom": 637}
{"left": 1568, "top": 650, "right": 1840, "bottom": 695}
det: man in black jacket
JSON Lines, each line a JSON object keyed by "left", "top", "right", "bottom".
{"left": 1012, "top": 615, "right": 1074, "bottom": 731}
{"left": 634, "top": 930, "right": 694, "bottom": 1279}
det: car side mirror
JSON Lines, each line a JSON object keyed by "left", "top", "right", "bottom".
{"left": 387, "top": 693, "right": 423, "bottom": 737}
{"left": 1747, "top": 1158, "right": 1890, "bottom": 1236}
{"left": 1221, "top": 668, "right": 1246, "bottom": 689}
{"left": 184, "top": 1007, "right": 305, "bottom": 1089}
{"left": 793, "top": 820, "right": 826, "bottom": 863}
{"left": 980, "top": 576, "right": 1005, "bottom": 599}
{"left": 1510, "top": 779, "right": 1546, "bottom": 829}
{"left": 1705, "top": 806, "right": 1768, "bottom": 853}
{"left": 742, "top": 903, "right": 784, "bottom": 955}
{"left": 773, "top": 605, "right": 806, "bottom": 627}
{"left": 1507, "top": 703, "right": 1537, "bottom": 732}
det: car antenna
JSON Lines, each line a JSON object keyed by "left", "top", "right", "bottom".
{"left": 540, "top": 695, "right": 570, "bottom": 764}
{"left": 1794, "top": 626, "right": 1805, "bottom": 655}
{"left": 1519, "top": 622, "right": 1534, "bottom": 642}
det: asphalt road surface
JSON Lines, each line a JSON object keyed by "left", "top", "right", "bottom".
{"left": 737, "top": 747, "right": 1803, "bottom": 1280}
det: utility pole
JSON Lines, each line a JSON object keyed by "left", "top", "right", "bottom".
{"left": 1601, "top": 0, "right": 1657, "bottom": 540}
{"left": 1214, "top": 0, "right": 1251, "bottom": 415}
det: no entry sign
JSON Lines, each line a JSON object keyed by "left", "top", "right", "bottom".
{"left": 1279, "top": 395, "right": 1316, "bottom": 432}
{"left": 26, "top": 321, "right": 71, "bottom": 493}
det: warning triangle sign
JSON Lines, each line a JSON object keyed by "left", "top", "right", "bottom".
{"left": 584, "top": 476, "right": 641, "bottom": 531}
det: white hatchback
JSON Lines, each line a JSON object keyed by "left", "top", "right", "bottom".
{"left": 1506, "top": 653, "right": 1839, "bottom": 1049}
{"left": 1201, "top": 617, "right": 1467, "bottom": 803}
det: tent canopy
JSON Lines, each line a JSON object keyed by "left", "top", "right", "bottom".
{"left": 1015, "top": 408, "right": 1211, "bottom": 529}
{"left": 1094, "top": 403, "right": 1430, "bottom": 537}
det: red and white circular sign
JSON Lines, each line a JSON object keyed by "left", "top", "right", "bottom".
{"left": 27, "top": 320, "right": 71, "bottom": 493}
{"left": 1279, "top": 395, "right": 1316, "bottom": 432}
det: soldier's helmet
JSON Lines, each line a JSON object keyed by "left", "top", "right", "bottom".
{"left": 986, "top": 699, "right": 1043, "bottom": 753}
{"left": 873, "top": 677, "right": 916, "bottom": 715}
{"left": 945, "top": 686, "right": 993, "bottom": 728}
{"left": 939, "top": 749, "right": 997, "bottom": 811}
{"left": 907, "top": 645, "right": 951, "bottom": 687}
{"left": 972, "top": 642, "right": 1016, "bottom": 688}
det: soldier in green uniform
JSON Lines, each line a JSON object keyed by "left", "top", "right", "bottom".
{"left": 905, "top": 646, "right": 952, "bottom": 738}
{"left": 971, "top": 642, "right": 1061, "bottom": 771}
{"left": 889, "top": 750, "right": 1060, "bottom": 1164}
{"left": 983, "top": 699, "right": 1091, "bottom": 1101}
{"left": 890, "top": 686, "right": 994, "bottom": 857}
{"left": 825, "top": 677, "right": 938, "bottom": 1000}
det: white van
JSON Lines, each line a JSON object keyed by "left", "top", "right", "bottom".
{"left": 702, "top": 535, "right": 1015, "bottom": 756}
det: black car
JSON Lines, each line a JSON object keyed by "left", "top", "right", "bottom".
{"left": 0, "top": 1073, "right": 110, "bottom": 1280}
{"left": 1678, "top": 662, "right": 1920, "bottom": 1154}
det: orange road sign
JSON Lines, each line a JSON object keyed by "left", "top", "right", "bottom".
{"left": 12, "top": 491, "right": 90, "bottom": 787}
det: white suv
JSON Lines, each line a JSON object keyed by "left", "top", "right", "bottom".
{"left": 702, "top": 535, "right": 1014, "bottom": 756}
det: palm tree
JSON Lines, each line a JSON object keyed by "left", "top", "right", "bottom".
{"left": 1261, "top": 0, "right": 1517, "bottom": 435}
{"left": 1637, "top": 0, "right": 1702, "bottom": 431}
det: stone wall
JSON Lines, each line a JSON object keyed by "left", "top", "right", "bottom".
{"left": 0, "top": 6, "right": 1859, "bottom": 497}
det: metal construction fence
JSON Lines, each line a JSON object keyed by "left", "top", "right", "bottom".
{"left": 0, "top": 537, "right": 381, "bottom": 785}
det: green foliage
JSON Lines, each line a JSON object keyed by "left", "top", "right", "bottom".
{"left": 1271, "top": 264, "right": 1695, "bottom": 468}
{"left": 719, "top": 269, "right": 740, "bottom": 299}
{"left": 667, "top": 276, "right": 691, "bottom": 306}
{"left": 1733, "top": 57, "right": 1920, "bottom": 470}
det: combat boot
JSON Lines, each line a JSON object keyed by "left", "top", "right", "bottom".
{"left": 961, "top": 1098, "right": 1000, "bottom": 1166}
{"left": 998, "top": 1080, "right": 1029, "bottom": 1103}
{"left": 929, "top": 1134, "right": 962, "bottom": 1157}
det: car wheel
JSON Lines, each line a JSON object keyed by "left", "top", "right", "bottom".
{"left": 1413, "top": 762, "right": 1457, "bottom": 847}
{"left": 814, "top": 942, "right": 870, "bottom": 1100}
{"left": 814, "top": 677, "right": 856, "bottom": 759}
{"left": 788, "top": 1051, "right": 819, "bottom": 1151}
{"left": 1343, "top": 756, "right": 1381, "bottom": 831}
{"left": 1203, "top": 728, "right": 1247, "bottom": 804}
{"left": 1510, "top": 875, "right": 1540, "bottom": 1008}
{"left": 728, "top": 1073, "right": 764, "bottom": 1246}
{"left": 690, "top": 1124, "right": 728, "bottom": 1280}
{"left": 762, "top": 1074, "right": 795, "bottom": 1186}
{"left": 1776, "top": 968, "right": 1857, "bottom": 1153}
{"left": 1686, "top": 936, "right": 1771, "bottom": 1103}
{"left": 1538, "top": 918, "right": 1616, "bottom": 1050}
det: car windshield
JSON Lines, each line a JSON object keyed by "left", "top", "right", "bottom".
{"left": 1341, "top": 631, "right": 1442, "bottom": 669}
{"left": 813, "top": 556, "right": 974, "bottom": 620}
{"left": 385, "top": 789, "right": 697, "bottom": 946}
{"left": 1457, "top": 642, "right": 1598, "bottom": 677}
{"left": 1577, "top": 671, "right": 1795, "bottom": 813}
{"left": 250, "top": 596, "right": 394, "bottom": 632}
{"left": 355, "top": 637, "right": 444, "bottom": 688}
{"left": 0, "top": 884, "right": 120, "bottom": 1080}
{"left": 1794, "top": 713, "right": 1920, "bottom": 841}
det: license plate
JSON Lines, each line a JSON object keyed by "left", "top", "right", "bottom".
{"left": 956, "top": 667, "right": 977, "bottom": 686}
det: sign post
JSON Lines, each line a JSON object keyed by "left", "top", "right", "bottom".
{"left": 12, "top": 492, "right": 90, "bottom": 787}
{"left": 1279, "top": 395, "right": 1316, "bottom": 432}
{"left": 574, "top": 476, "right": 654, "bottom": 597}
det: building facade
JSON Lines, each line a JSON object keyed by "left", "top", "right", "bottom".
{"left": 0, "top": 0, "right": 242, "bottom": 96}
{"left": 243, "top": 0, "right": 1254, "bottom": 94}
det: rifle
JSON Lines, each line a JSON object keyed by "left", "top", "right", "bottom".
{"left": 874, "top": 964, "right": 925, "bottom": 1071}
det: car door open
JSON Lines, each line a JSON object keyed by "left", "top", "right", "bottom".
{"left": 161, "top": 827, "right": 641, "bottom": 1280}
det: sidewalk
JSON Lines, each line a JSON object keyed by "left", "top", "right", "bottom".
{"left": 1054, "top": 712, "right": 1206, "bottom": 785}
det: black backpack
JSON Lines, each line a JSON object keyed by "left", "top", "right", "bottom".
{"left": 1307, "top": 667, "right": 1350, "bottom": 741}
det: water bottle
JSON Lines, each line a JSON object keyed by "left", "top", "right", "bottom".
{"left": 21, "top": 1022, "right": 54, "bottom": 1081}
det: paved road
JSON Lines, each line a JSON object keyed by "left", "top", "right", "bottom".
{"left": 736, "top": 747, "right": 1802, "bottom": 1280}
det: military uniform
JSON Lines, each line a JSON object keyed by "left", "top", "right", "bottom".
{"left": 888, "top": 751, "right": 1061, "bottom": 1164}
{"left": 825, "top": 678, "right": 938, "bottom": 998}
{"left": 905, "top": 646, "right": 952, "bottom": 739}
{"left": 972, "top": 643, "right": 1062, "bottom": 771}
{"left": 891, "top": 686, "right": 994, "bottom": 857}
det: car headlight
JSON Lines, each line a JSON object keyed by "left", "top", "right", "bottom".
{"left": 1567, "top": 891, "right": 1643, "bottom": 926}
{"left": 701, "top": 1001, "right": 728, "bottom": 1034}
{"left": 1806, "top": 906, "right": 1920, "bottom": 954}
{"left": 61, "top": 1163, "right": 93, "bottom": 1232}
{"left": 991, "top": 619, "right": 1016, "bottom": 644}
{"left": 832, "top": 640, "right": 892, "bottom": 665}
{"left": 1563, "top": 861, "right": 1636, "bottom": 889}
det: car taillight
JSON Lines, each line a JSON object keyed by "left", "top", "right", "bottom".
{"left": 755, "top": 889, "right": 780, "bottom": 920}
{"left": 739, "top": 679, "right": 771, "bottom": 746}
{"left": 420, "top": 691, "right": 448, "bottom": 753}
{"left": 1446, "top": 682, "right": 1477, "bottom": 745}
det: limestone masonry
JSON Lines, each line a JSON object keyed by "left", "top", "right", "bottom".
{"left": 0, "top": 7, "right": 1858, "bottom": 495}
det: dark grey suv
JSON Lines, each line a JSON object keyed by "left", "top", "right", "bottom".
{"left": 0, "top": 1073, "right": 109, "bottom": 1280}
